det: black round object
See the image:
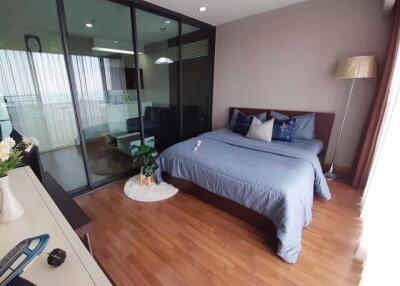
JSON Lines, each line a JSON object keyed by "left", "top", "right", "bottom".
{"left": 47, "top": 248, "right": 66, "bottom": 267}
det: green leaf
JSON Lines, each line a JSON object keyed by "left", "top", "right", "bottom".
{"left": 132, "top": 141, "right": 159, "bottom": 171}
{"left": 0, "top": 148, "right": 23, "bottom": 177}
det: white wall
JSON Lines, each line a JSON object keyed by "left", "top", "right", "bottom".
{"left": 213, "top": 0, "right": 390, "bottom": 167}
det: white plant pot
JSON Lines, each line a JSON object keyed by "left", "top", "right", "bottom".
{"left": 0, "top": 175, "right": 24, "bottom": 223}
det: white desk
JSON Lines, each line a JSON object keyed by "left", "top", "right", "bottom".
{"left": 0, "top": 167, "right": 111, "bottom": 285}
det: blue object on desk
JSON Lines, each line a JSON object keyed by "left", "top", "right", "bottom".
{"left": 0, "top": 234, "right": 49, "bottom": 286}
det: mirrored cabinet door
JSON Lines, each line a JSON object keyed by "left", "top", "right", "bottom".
{"left": 181, "top": 23, "right": 214, "bottom": 140}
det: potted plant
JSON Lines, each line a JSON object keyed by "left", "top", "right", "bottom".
{"left": 130, "top": 140, "right": 158, "bottom": 187}
{"left": 0, "top": 136, "right": 38, "bottom": 223}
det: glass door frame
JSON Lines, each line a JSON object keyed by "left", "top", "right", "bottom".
{"left": 55, "top": 0, "right": 91, "bottom": 194}
{"left": 53, "top": 0, "right": 216, "bottom": 196}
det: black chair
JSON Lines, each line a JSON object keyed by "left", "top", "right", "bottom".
{"left": 10, "top": 129, "right": 43, "bottom": 183}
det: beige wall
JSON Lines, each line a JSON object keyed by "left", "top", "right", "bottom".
{"left": 213, "top": 0, "right": 390, "bottom": 167}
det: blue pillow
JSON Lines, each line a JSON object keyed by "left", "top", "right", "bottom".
{"left": 272, "top": 118, "right": 296, "bottom": 142}
{"left": 229, "top": 109, "right": 267, "bottom": 130}
{"left": 232, "top": 111, "right": 267, "bottom": 136}
{"left": 233, "top": 112, "right": 254, "bottom": 136}
{"left": 270, "top": 111, "right": 315, "bottom": 140}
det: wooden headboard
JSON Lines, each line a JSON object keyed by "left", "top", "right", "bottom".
{"left": 229, "top": 107, "right": 335, "bottom": 164}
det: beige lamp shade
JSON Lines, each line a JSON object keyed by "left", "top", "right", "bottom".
{"left": 335, "top": 55, "right": 377, "bottom": 79}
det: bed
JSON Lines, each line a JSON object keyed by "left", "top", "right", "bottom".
{"left": 156, "top": 108, "right": 335, "bottom": 263}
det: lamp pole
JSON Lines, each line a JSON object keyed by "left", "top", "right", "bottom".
{"left": 325, "top": 78, "right": 356, "bottom": 180}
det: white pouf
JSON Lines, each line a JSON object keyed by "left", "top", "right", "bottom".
{"left": 123, "top": 175, "right": 179, "bottom": 202}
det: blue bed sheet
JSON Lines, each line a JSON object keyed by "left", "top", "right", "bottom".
{"left": 276, "top": 138, "right": 323, "bottom": 155}
{"left": 156, "top": 128, "right": 331, "bottom": 263}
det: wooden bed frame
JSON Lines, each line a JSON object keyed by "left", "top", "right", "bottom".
{"left": 164, "top": 107, "right": 335, "bottom": 233}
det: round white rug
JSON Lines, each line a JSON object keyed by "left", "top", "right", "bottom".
{"left": 123, "top": 175, "right": 179, "bottom": 202}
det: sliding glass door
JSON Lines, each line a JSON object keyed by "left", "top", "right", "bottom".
{"left": 0, "top": 0, "right": 215, "bottom": 194}
{"left": 0, "top": 0, "right": 88, "bottom": 191}
{"left": 63, "top": 0, "right": 138, "bottom": 184}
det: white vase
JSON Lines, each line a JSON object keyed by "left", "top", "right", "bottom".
{"left": 0, "top": 175, "right": 24, "bottom": 223}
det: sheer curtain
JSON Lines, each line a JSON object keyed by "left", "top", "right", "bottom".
{"left": 32, "top": 52, "right": 79, "bottom": 149}
{"left": 357, "top": 36, "right": 400, "bottom": 285}
{"left": 71, "top": 55, "right": 107, "bottom": 129}
{"left": 0, "top": 49, "right": 109, "bottom": 151}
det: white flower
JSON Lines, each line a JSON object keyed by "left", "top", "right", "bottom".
{"left": 0, "top": 137, "right": 15, "bottom": 150}
{"left": 0, "top": 144, "right": 10, "bottom": 162}
{"left": 0, "top": 138, "right": 14, "bottom": 161}
{"left": 25, "top": 145, "right": 33, "bottom": 152}
{"left": 22, "top": 136, "right": 39, "bottom": 147}
{"left": 0, "top": 150, "right": 10, "bottom": 161}
{"left": 22, "top": 136, "right": 39, "bottom": 152}
{"left": 3, "top": 137, "right": 15, "bottom": 148}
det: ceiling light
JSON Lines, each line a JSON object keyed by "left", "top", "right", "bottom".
{"left": 92, "top": 47, "right": 143, "bottom": 55}
{"left": 113, "top": 40, "right": 119, "bottom": 44}
{"left": 165, "top": 20, "right": 171, "bottom": 24}
{"left": 85, "top": 23, "right": 93, "bottom": 28}
{"left": 154, "top": 57, "right": 173, "bottom": 65}
{"left": 199, "top": 6, "right": 207, "bottom": 12}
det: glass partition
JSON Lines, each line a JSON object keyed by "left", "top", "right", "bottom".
{"left": 0, "top": 0, "right": 215, "bottom": 194}
{"left": 0, "top": 0, "right": 88, "bottom": 191}
{"left": 135, "top": 9, "right": 179, "bottom": 151}
{"left": 63, "top": 0, "right": 138, "bottom": 184}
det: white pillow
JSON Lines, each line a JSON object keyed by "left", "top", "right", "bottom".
{"left": 246, "top": 117, "right": 274, "bottom": 142}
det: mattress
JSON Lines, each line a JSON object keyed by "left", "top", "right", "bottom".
{"left": 156, "top": 128, "right": 330, "bottom": 263}
{"left": 274, "top": 138, "right": 324, "bottom": 155}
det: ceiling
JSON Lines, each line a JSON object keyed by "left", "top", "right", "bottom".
{"left": 145, "top": 0, "right": 309, "bottom": 26}
{"left": 64, "top": 0, "right": 197, "bottom": 46}
{"left": 1, "top": 0, "right": 308, "bottom": 53}
{"left": 0, "top": 0, "right": 197, "bottom": 51}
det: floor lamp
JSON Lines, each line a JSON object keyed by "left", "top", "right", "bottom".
{"left": 325, "top": 55, "right": 377, "bottom": 180}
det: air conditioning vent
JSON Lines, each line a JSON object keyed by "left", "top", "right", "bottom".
{"left": 167, "top": 39, "right": 209, "bottom": 61}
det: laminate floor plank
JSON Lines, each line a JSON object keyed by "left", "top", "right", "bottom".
{"left": 76, "top": 179, "right": 362, "bottom": 286}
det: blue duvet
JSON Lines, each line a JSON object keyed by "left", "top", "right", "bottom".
{"left": 156, "top": 128, "right": 331, "bottom": 263}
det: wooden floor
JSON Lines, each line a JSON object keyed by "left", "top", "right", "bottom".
{"left": 76, "top": 180, "right": 362, "bottom": 286}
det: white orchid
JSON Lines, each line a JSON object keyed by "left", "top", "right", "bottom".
{"left": 0, "top": 147, "right": 10, "bottom": 162}
{"left": 22, "top": 136, "right": 39, "bottom": 153}
{"left": 3, "top": 137, "right": 16, "bottom": 148}
{"left": 0, "top": 137, "right": 15, "bottom": 162}
{"left": 0, "top": 137, "right": 25, "bottom": 177}
{"left": 0, "top": 136, "right": 39, "bottom": 176}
